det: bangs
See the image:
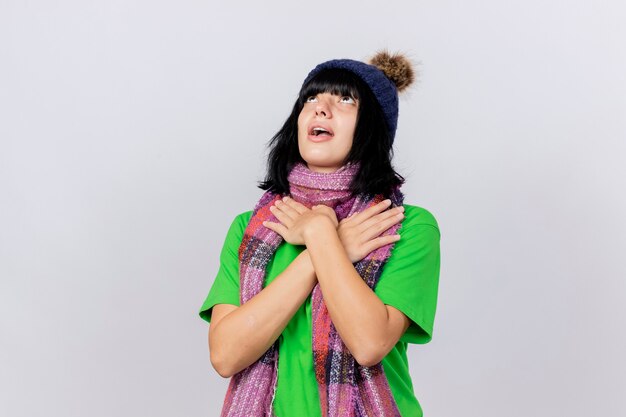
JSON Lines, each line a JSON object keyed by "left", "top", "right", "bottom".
{"left": 257, "top": 65, "right": 404, "bottom": 196}
{"left": 299, "top": 68, "right": 362, "bottom": 102}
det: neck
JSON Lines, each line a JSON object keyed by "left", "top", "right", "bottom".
{"left": 306, "top": 163, "right": 342, "bottom": 174}
{"left": 286, "top": 162, "right": 359, "bottom": 209}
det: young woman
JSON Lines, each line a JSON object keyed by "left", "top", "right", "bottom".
{"left": 199, "top": 50, "right": 441, "bottom": 417}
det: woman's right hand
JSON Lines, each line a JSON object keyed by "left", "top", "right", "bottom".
{"left": 336, "top": 199, "right": 405, "bottom": 263}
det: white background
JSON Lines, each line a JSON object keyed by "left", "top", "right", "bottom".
{"left": 1, "top": 1, "right": 625, "bottom": 416}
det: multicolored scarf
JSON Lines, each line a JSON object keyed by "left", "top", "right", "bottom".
{"left": 219, "top": 161, "right": 404, "bottom": 417}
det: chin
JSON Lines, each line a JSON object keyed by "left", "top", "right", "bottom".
{"left": 303, "top": 160, "right": 344, "bottom": 173}
{"left": 300, "top": 150, "right": 343, "bottom": 165}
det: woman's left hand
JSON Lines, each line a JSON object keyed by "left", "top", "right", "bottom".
{"left": 262, "top": 197, "right": 337, "bottom": 245}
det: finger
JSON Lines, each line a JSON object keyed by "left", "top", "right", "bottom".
{"left": 339, "top": 212, "right": 356, "bottom": 224}
{"left": 269, "top": 204, "right": 294, "bottom": 226}
{"left": 361, "top": 234, "right": 402, "bottom": 255}
{"left": 262, "top": 220, "right": 289, "bottom": 238}
{"left": 275, "top": 198, "right": 301, "bottom": 218}
{"left": 360, "top": 214, "right": 402, "bottom": 240}
{"left": 312, "top": 205, "right": 334, "bottom": 215}
{"left": 352, "top": 202, "right": 401, "bottom": 234}
{"left": 362, "top": 210, "right": 405, "bottom": 241}
{"left": 347, "top": 199, "right": 393, "bottom": 225}
{"left": 312, "top": 206, "right": 338, "bottom": 223}
{"left": 282, "top": 196, "right": 309, "bottom": 214}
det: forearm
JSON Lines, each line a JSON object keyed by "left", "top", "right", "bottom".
{"left": 210, "top": 249, "right": 317, "bottom": 377}
{"left": 304, "top": 218, "right": 390, "bottom": 366}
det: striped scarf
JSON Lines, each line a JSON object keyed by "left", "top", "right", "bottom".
{"left": 220, "top": 161, "right": 404, "bottom": 417}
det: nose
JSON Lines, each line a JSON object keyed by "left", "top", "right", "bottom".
{"left": 315, "top": 98, "right": 331, "bottom": 118}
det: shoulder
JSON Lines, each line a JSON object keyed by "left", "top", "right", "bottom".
{"left": 400, "top": 204, "right": 441, "bottom": 238}
{"left": 233, "top": 210, "right": 253, "bottom": 226}
{"left": 222, "top": 210, "right": 254, "bottom": 242}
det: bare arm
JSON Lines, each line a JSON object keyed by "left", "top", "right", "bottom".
{"left": 263, "top": 197, "right": 411, "bottom": 367}
{"left": 208, "top": 249, "right": 316, "bottom": 378}
{"left": 304, "top": 216, "right": 409, "bottom": 366}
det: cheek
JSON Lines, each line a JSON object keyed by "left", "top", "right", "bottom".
{"left": 345, "top": 116, "right": 358, "bottom": 138}
{"left": 297, "top": 114, "right": 307, "bottom": 136}
{"left": 345, "top": 120, "right": 357, "bottom": 150}
{"left": 351, "top": 113, "right": 358, "bottom": 130}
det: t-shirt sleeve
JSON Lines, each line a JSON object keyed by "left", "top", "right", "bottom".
{"left": 198, "top": 212, "right": 249, "bottom": 324}
{"left": 374, "top": 207, "right": 441, "bottom": 344}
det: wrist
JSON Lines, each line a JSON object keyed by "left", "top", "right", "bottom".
{"left": 303, "top": 215, "right": 337, "bottom": 244}
{"left": 298, "top": 249, "right": 318, "bottom": 286}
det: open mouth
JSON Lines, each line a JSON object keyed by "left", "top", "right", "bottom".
{"left": 309, "top": 126, "right": 334, "bottom": 137}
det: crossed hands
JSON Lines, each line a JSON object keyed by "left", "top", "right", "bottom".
{"left": 262, "top": 196, "right": 405, "bottom": 264}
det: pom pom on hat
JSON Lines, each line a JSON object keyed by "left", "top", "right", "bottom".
{"left": 368, "top": 49, "right": 416, "bottom": 93}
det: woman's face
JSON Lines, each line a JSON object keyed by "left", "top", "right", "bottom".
{"left": 297, "top": 92, "right": 359, "bottom": 173}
